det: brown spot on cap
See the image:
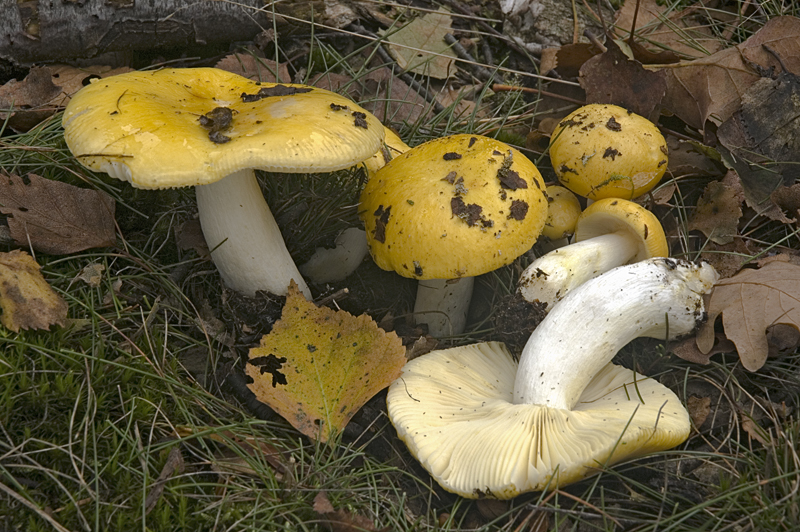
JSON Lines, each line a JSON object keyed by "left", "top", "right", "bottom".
{"left": 352, "top": 111, "right": 368, "bottom": 129}
{"left": 468, "top": 137, "right": 477, "bottom": 148}
{"left": 413, "top": 261, "right": 423, "bottom": 277}
{"left": 559, "top": 164, "right": 578, "bottom": 175}
{"left": 606, "top": 117, "right": 622, "bottom": 131}
{"left": 508, "top": 199, "right": 528, "bottom": 220}
{"left": 451, "top": 197, "right": 484, "bottom": 226}
{"left": 603, "top": 147, "right": 621, "bottom": 160}
{"left": 442, "top": 171, "right": 457, "bottom": 184}
{"left": 372, "top": 205, "right": 391, "bottom": 243}
{"left": 498, "top": 168, "right": 528, "bottom": 190}
{"left": 240, "top": 85, "right": 312, "bottom": 102}
{"left": 330, "top": 103, "right": 349, "bottom": 111}
{"left": 443, "top": 152, "right": 462, "bottom": 161}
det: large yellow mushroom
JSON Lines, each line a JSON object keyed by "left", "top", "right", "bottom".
{"left": 63, "top": 68, "right": 384, "bottom": 297}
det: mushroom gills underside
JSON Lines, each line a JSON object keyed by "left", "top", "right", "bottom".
{"left": 387, "top": 342, "right": 690, "bottom": 499}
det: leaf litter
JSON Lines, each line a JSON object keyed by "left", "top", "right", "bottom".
{"left": 0, "top": 249, "right": 67, "bottom": 332}
{"left": 246, "top": 282, "right": 406, "bottom": 442}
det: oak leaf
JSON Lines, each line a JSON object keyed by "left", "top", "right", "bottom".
{"left": 0, "top": 250, "right": 67, "bottom": 332}
{"left": 246, "top": 283, "right": 406, "bottom": 442}
{"left": 0, "top": 171, "right": 116, "bottom": 254}
{"left": 696, "top": 260, "right": 800, "bottom": 371}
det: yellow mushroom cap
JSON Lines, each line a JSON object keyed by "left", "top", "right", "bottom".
{"left": 541, "top": 185, "right": 581, "bottom": 240}
{"left": 62, "top": 68, "right": 385, "bottom": 189}
{"left": 549, "top": 104, "right": 668, "bottom": 200}
{"left": 361, "top": 126, "right": 411, "bottom": 179}
{"left": 360, "top": 134, "right": 548, "bottom": 280}
{"left": 574, "top": 198, "right": 668, "bottom": 260}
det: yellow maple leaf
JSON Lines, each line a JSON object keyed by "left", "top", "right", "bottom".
{"left": 246, "top": 282, "right": 406, "bottom": 442}
{"left": 0, "top": 249, "right": 68, "bottom": 332}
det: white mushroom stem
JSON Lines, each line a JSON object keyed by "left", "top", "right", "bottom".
{"left": 518, "top": 231, "right": 639, "bottom": 307}
{"left": 299, "top": 228, "right": 369, "bottom": 284}
{"left": 514, "top": 258, "right": 718, "bottom": 409}
{"left": 414, "top": 277, "right": 475, "bottom": 337}
{"left": 195, "top": 168, "right": 311, "bottom": 298}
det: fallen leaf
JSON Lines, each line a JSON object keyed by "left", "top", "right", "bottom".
{"left": 312, "top": 69, "right": 434, "bottom": 125}
{"left": 215, "top": 53, "right": 290, "bottom": 83}
{"left": 717, "top": 72, "right": 800, "bottom": 207}
{"left": 697, "top": 261, "right": 800, "bottom": 371}
{"left": 696, "top": 237, "right": 752, "bottom": 279}
{"left": 0, "top": 250, "right": 68, "bottom": 332}
{"left": 541, "top": 43, "right": 601, "bottom": 78}
{"left": 74, "top": 263, "right": 105, "bottom": 287}
{"left": 144, "top": 447, "right": 184, "bottom": 515}
{"left": 578, "top": 38, "right": 666, "bottom": 119}
{"left": 769, "top": 183, "right": 800, "bottom": 223}
{"left": 672, "top": 332, "right": 736, "bottom": 365}
{"left": 0, "top": 65, "right": 131, "bottom": 131}
{"left": 614, "top": 0, "right": 725, "bottom": 60}
{"left": 661, "top": 16, "right": 800, "bottom": 129}
{"left": 741, "top": 415, "right": 769, "bottom": 446}
{"left": 313, "top": 492, "right": 386, "bottom": 532}
{"left": 246, "top": 282, "right": 406, "bottom": 442}
{"left": 384, "top": 8, "right": 457, "bottom": 79}
{"left": 687, "top": 395, "right": 711, "bottom": 429}
{"left": 0, "top": 171, "right": 116, "bottom": 254}
{"left": 688, "top": 170, "right": 743, "bottom": 245}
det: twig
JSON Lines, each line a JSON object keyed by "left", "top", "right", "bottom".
{"left": 438, "top": 0, "right": 541, "bottom": 63}
{"left": 492, "top": 84, "right": 585, "bottom": 105}
{"left": 444, "top": 33, "right": 493, "bottom": 81}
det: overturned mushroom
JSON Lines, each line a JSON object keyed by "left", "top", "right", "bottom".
{"left": 63, "top": 68, "right": 384, "bottom": 297}
{"left": 387, "top": 258, "right": 718, "bottom": 498}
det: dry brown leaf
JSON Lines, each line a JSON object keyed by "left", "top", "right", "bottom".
{"left": 246, "top": 282, "right": 406, "bottom": 442}
{"left": 672, "top": 332, "right": 736, "bottom": 365}
{"left": 0, "top": 171, "right": 116, "bottom": 254}
{"left": 0, "top": 65, "right": 131, "bottom": 131}
{"left": 687, "top": 395, "right": 711, "bottom": 430}
{"left": 696, "top": 239, "right": 752, "bottom": 279}
{"left": 688, "top": 170, "right": 743, "bottom": 245}
{"left": 662, "top": 16, "right": 800, "bottom": 129}
{"left": 384, "top": 8, "right": 457, "bottom": 79}
{"left": 144, "top": 447, "right": 184, "bottom": 515}
{"left": 769, "top": 183, "right": 800, "bottom": 224}
{"left": 541, "top": 43, "right": 601, "bottom": 78}
{"left": 0, "top": 250, "right": 67, "bottom": 332}
{"left": 697, "top": 260, "right": 800, "bottom": 371}
{"left": 579, "top": 38, "right": 667, "bottom": 119}
{"left": 614, "top": 0, "right": 725, "bottom": 60}
{"left": 313, "top": 492, "right": 387, "bottom": 532}
{"left": 215, "top": 53, "right": 290, "bottom": 83}
{"left": 717, "top": 72, "right": 800, "bottom": 207}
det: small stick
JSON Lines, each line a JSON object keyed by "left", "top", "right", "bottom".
{"left": 491, "top": 84, "right": 585, "bottom": 105}
{"left": 315, "top": 288, "right": 349, "bottom": 307}
{"left": 444, "top": 33, "right": 493, "bottom": 81}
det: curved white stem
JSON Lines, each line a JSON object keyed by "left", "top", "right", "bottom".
{"left": 414, "top": 277, "right": 475, "bottom": 337}
{"left": 299, "top": 227, "right": 368, "bottom": 284}
{"left": 513, "top": 258, "right": 718, "bottom": 409}
{"left": 195, "top": 169, "right": 311, "bottom": 298}
{"left": 518, "top": 232, "right": 638, "bottom": 307}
